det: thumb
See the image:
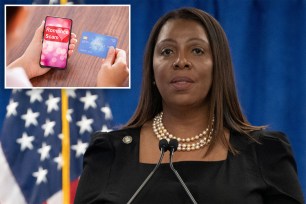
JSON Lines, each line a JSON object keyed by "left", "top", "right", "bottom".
{"left": 103, "top": 46, "right": 116, "bottom": 66}
{"left": 114, "top": 49, "right": 126, "bottom": 64}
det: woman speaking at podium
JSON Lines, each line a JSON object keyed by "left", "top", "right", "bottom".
{"left": 75, "top": 8, "right": 304, "bottom": 203}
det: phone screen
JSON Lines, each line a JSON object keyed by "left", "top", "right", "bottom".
{"left": 40, "top": 16, "right": 72, "bottom": 69}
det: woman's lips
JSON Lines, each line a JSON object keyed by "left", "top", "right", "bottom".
{"left": 170, "top": 76, "right": 194, "bottom": 90}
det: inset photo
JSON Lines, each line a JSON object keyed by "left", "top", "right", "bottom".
{"left": 5, "top": 5, "right": 130, "bottom": 88}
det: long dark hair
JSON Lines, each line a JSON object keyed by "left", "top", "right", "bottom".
{"left": 125, "top": 8, "right": 265, "bottom": 153}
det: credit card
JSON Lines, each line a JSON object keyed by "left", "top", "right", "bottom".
{"left": 78, "top": 32, "right": 118, "bottom": 58}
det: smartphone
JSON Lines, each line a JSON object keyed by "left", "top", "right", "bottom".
{"left": 40, "top": 16, "right": 73, "bottom": 69}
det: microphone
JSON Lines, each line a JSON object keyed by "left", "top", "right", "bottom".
{"left": 168, "top": 139, "right": 198, "bottom": 204}
{"left": 127, "top": 139, "right": 169, "bottom": 204}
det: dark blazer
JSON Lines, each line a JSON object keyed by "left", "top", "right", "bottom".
{"left": 75, "top": 128, "right": 304, "bottom": 204}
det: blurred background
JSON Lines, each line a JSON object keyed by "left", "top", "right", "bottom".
{"left": 1, "top": 0, "right": 305, "bottom": 203}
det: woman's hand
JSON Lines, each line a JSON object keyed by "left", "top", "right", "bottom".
{"left": 97, "top": 47, "right": 129, "bottom": 87}
{"left": 7, "top": 21, "right": 77, "bottom": 79}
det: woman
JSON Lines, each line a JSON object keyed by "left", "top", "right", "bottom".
{"left": 75, "top": 8, "right": 304, "bottom": 203}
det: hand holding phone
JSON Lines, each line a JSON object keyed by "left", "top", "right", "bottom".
{"left": 7, "top": 20, "right": 77, "bottom": 82}
{"left": 40, "top": 16, "right": 73, "bottom": 69}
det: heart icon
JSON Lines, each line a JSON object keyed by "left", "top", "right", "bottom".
{"left": 56, "top": 28, "right": 69, "bottom": 41}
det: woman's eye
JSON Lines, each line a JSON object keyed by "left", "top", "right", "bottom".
{"left": 192, "top": 48, "right": 204, "bottom": 55}
{"left": 161, "top": 48, "right": 174, "bottom": 56}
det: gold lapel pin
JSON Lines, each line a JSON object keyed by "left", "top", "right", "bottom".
{"left": 122, "top": 135, "right": 133, "bottom": 144}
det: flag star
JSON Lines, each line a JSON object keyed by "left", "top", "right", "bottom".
{"left": 71, "top": 140, "right": 88, "bottom": 157}
{"left": 66, "top": 109, "right": 73, "bottom": 122}
{"left": 42, "top": 119, "right": 56, "bottom": 137}
{"left": 49, "top": 0, "right": 58, "bottom": 4}
{"left": 37, "top": 142, "right": 51, "bottom": 161}
{"left": 101, "top": 104, "right": 113, "bottom": 120}
{"left": 26, "top": 89, "right": 44, "bottom": 103}
{"left": 6, "top": 99, "right": 19, "bottom": 117}
{"left": 76, "top": 115, "right": 94, "bottom": 134}
{"left": 32, "top": 167, "right": 48, "bottom": 185}
{"left": 53, "top": 153, "right": 63, "bottom": 170}
{"left": 16, "top": 132, "right": 35, "bottom": 151}
{"left": 80, "top": 91, "right": 98, "bottom": 110}
{"left": 21, "top": 108, "right": 40, "bottom": 128}
{"left": 45, "top": 94, "right": 60, "bottom": 113}
{"left": 12, "top": 89, "right": 21, "bottom": 94}
{"left": 58, "top": 133, "right": 63, "bottom": 140}
{"left": 101, "top": 125, "right": 112, "bottom": 132}
{"left": 66, "top": 89, "right": 76, "bottom": 98}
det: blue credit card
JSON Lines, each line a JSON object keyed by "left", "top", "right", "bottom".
{"left": 78, "top": 32, "right": 118, "bottom": 58}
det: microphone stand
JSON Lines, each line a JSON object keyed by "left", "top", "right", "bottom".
{"left": 169, "top": 139, "right": 198, "bottom": 204}
{"left": 127, "top": 139, "right": 168, "bottom": 204}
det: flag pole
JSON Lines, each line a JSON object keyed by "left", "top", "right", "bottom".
{"left": 61, "top": 89, "right": 70, "bottom": 204}
{"left": 60, "top": 0, "right": 68, "bottom": 4}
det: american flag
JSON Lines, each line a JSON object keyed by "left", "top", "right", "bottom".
{"left": 0, "top": 89, "right": 113, "bottom": 204}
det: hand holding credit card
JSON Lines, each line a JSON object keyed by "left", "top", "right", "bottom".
{"left": 78, "top": 32, "right": 118, "bottom": 58}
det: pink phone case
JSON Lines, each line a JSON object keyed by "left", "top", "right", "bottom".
{"left": 40, "top": 16, "right": 72, "bottom": 69}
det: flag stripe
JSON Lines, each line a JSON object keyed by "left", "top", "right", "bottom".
{"left": 46, "top": 190, "right": 62, "bottom": 204}
{"left": 61, "top": 90, "right": 70, "bottom": 204}
{"left": 0, "top": 144, "right": 26, "bottom": 204}
{"left": 70, "top": 179, "right": 79, "bottom": 204}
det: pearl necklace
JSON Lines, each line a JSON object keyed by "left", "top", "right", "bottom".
{"left": 152, "top": 112, "right": 214, "bottom": 151}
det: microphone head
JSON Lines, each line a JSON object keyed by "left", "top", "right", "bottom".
{"left": 159, "top": 139, "right": 169, "bottom": 151}
{"left": 169, "top": 139, "right": 179, "bottom": 152}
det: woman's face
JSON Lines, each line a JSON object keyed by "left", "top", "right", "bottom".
{"left": 153, "top": 19, "right": 213, "bottom": 109}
